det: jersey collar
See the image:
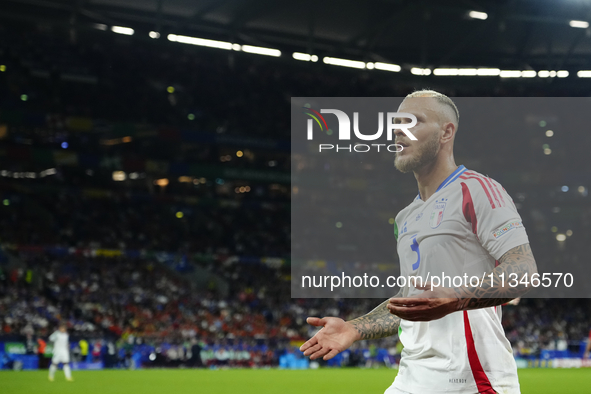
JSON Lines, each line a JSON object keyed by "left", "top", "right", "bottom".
{"left": 415, "top": 165, "right": 467, "bottom": 201}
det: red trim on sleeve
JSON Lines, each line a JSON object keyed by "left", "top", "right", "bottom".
{"left": 460, "top": 175, "right": 496, "bottom": 209}
{"left": 461, "top": 182, "right": 478, "bottom": 234}
{"left": 490, "top": 179, "right": 506, "bottom": 207}
{"left": 463, "top": 311, "right": 496, "bottom": 394}
{"left": 480, "top": 176, "right": 502, "bottom": 208}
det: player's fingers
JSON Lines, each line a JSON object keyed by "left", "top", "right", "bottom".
{"left": 309, "top": 346, "right": 332, "bottom": 360}
{"left": 306, "top": 317, "right": 326, "bottom": 327}
{"left": 302, "top": 343, "right": 323, "bottom": 357}
{"left": 389, "top": 297, "right": 429, "bottom": 306}
{"left": 389, "top": 303, "right": 437, "bottom": 321}
{"left": 323, "top": 348, "right": 341, "bottom": 361}
{"left": 388, "top": 304, "right": 427, "bottom": 318}
{"left": 299, "top": 336, "right": 318, "bottom": 352}
{"left": 414, "top": 281, "right": 434, "bottom": 291}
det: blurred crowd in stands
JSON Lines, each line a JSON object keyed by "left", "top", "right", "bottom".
{"left": 0, "top": 20, "right": 590, "bottom": 369}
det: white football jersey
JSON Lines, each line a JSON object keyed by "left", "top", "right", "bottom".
{"left": 49, "top": 331, "right": 70, "bottom": 354}
{"left": 386, "top": 165, "right": 529, "bottom": 394}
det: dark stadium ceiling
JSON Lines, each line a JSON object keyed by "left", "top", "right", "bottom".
{"left": 4, "top": 0, "right": 591, "bottom": 70}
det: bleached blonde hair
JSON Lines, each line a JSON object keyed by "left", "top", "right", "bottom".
{"left": 405, "top": 89, "right": 459, "bottom": 125}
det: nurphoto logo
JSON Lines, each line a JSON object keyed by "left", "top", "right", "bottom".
{"left": 303, "top": 107, "right": 418, "bottom": 153}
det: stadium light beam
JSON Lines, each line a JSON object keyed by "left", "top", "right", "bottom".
{"left": 476, "top": 68, "right": 500, "bottom": 76}
{"left": 556, "top": 70, "right": 569, "bottom": 78}
{"left": 434, "top": 68, "right": 459, "bottom": 76}
{"left": 410, "top": 67, "right": 431, "bottom": 76}
{"left": 293, "top": 52, "right": 318, "bottom": 62}
{"left": 373, "top": 62, "right": 401, "bottom": 72}
{"left": 432, "top": 68, "right": 508, "bottom": 76}
{"left": 569, "top": 20, "right": 589, "bottom": 29}
{"left": 241, "top": 45, "right": 281, "bottom": 57}
{"left": 323, "top": 57, "right": 366, "bottom": 69}
{"left": 111, "top": 26, "right": 134, "bottom": 36}
{"left": 500, "top": 70, "right": 522, "bottom": 78}
{"left": 469, "top": 11, "right": 488, "bottom": 20}
{"left": 168, "top": 34, "right": 233, "bottom": 50}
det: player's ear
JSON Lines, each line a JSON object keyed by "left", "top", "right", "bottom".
{"left": 441, "top": 121, "right": 456, "bottom": 143}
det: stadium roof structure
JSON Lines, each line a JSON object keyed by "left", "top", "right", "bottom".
{"left": 3, "top": 0, "right": 591, "bottom": 73}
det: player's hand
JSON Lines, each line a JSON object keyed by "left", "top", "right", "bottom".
{"left": 300, "top": 317, "right": 359, "bottom": 361}
{"left": 387, "top": 283, "right": 459, "bottom": 321}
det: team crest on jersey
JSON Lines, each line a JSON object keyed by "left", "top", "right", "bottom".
{"left": 429, "top": 198, "right": 447, "bottom": 228}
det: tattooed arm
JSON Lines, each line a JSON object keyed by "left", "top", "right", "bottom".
{"left": 387, "top": 243, "right": 537, "bottom": 321}
{"left": 455, "top": 243, "right": 537, "bottom": 310}
{"left": 300, "top": 290, "right": 403, "bottom": 360}
{"left": 348, "top": 289, "right": 403, "bottom": 339}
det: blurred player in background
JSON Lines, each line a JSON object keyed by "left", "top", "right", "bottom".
{"left": 48, "top": 323, "right": 73, "bottom": 382}
{"left": 584, "top": 329, "right": 591, "bottom": 359}
{"left": 301, "top": 90, "right": 538, "bottom": 394}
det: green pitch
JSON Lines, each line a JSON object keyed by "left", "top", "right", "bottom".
{"left": 1, "top": 368, "right": 590, "bottom": 394}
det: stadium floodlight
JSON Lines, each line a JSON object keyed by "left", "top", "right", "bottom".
{"left": 433, "top": 68, "right": 493, "bottom": 76}
{"left": 538, "top": 70, "right": 550, "bottom": 78}
{"left": 149, "top": 31, "right": 160, "bottom": 39}
{"left": 293, "top": 52, "right": 318, "bottom": 62}
{"left": 366, "top": 62, "right": 375, "bottom": 69}
{"left": 241, "top": 45, "right": 281, "bottom": 57}
{"left": 577, "top": 70, "right": 591, "bottom": 77}
{"left": 168, "top": 34, "right": 233, "bottom": 50}
{"left": 374, "top": 62, "right": 401, "bottom": 72}
{"left": 569, "top": 20, "right": 589, "bottom": 28}
{"left": 434, "top": 68, "right": 459, "bottom": 76}
{"left": 499, "top": 70, "right": 522, "bottom": 78}
{"left": 476, "top": 68, "right": 500, "bottom": 76}
{"left": 93, "top": 23, "right": 107, "bottom": 31}
{"left": 469, "top": 11, "right": 488, "bottom": 20}
{"left": 323, "top": 57, "right": 366, "bottom": 69}
{"left": 457, "top": 68, "right": 478, "bottom": 76}
{"left": 111, "top": 26, "right": 134, "bottom": 36}
{"left": 40, "top": 168, "right": 57, "bottom": 177}
{"left": 521, "top": 70, "right": 537, "bottom": 78}
{"left": 410, "top": 67, "right": 431, "bottom": 75}
{"left": 556, "top": 70, "right": 569, "bottom": 78}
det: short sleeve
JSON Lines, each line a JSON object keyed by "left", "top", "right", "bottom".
{"left": 460, "top": 176, "right": 529, "bottom": 260}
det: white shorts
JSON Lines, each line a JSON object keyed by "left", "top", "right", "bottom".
{"left": 386, "top": 389, "right": 490, "bottom": 394}
{"left": 51, "top": 352, "right": 70, "bottom": 364}
{"left": 385, "top": 386, "right": 489, "bottom": 394}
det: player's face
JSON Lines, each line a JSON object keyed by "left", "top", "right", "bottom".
{"left": 394, "top": 98, "right": 443, "bottom": 173}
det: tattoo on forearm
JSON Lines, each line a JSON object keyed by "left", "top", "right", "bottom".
{"left": 348, "top": 291, "right": 402, "bottom": 340}
{"left": 455, "top": 244, "right": 537, "bottom": 310}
